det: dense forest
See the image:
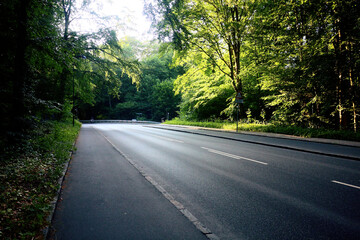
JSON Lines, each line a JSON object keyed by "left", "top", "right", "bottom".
{"left": 78, "top": 39, "right": 183, "bottom": 121}
{"left": 2, "top": 1, "right": 359, "bottom": 238}
{"left": 146, "top": 0, "right": 360, "bottom": 132}
{"left": 0, "top": 0, "right": 180, "bottom": 149}
{"left": 1, "top": 0, "right": 359, "bottom": 149}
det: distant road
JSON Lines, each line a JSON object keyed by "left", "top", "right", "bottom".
{"left": 90, "top": 123, "right": 360, "bottom": 239}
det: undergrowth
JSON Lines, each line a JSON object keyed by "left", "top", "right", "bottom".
{"left": 0, "top": 120, "right": 81, "bottom": 239}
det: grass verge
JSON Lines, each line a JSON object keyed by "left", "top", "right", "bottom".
{"left": 164, "top": 118, "right": 360, "bottom": 142}
{"left": 0, "top": 120, "right": 81, "bottom": 239}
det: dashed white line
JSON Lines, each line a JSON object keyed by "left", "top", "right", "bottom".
{"left": 331, "top": 180, "right": 360, "bottom": 190}
{"left": 148, "top": 133, "right": 184, "bottom": 143}
{"left": 201, "top": 147, "right": 268, "bottom": 165}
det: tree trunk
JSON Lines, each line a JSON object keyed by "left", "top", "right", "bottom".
{"left": 11, "top": 0, "right": 31, "bottom": 137}
{"left": 58, "top": 0, "right": 72, "bottom": 105}
{"left": 334, "top": 15, "right": 345, "bottom": 130}
{"left": 349, "top": 42, "right": 357, "bottom": 132}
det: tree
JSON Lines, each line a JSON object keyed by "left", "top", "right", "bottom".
{"left": 151, "top": 79, "right": 181, "bottom": 121}
{"left": 0, "top": 0, "right": 65, "bottom": 143}
{"left": 173, "top": 50, "right": 234, "bottom": 120}
{"left": 257, "top": 0, "right": 359, "bottom": 130}
{"left": 0, "top": 0, "right": 141, "bottom": 148}
{"left": 76, "top": 40, "right": 181, "bottom": 121}
{"left": 329, "top": 0, "right": 360, "bottom": 131}
{"left": 140, "top": 44, "right": 183, "bottom": 120}
{"left": 146, "top": 0, "right": 259, "bottom": 117}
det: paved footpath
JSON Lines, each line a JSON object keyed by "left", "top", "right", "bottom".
{"left": 48, "top": 127, "right": 207, "bottom": 240}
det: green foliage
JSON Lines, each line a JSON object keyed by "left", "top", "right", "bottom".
{"left": 114, "top": 101, "right": 139, "bottom": 119}
{"left": 147, "top": 0, "right": 258, "bottom": 93}
{"left": 147, "top": 0, "right": 360, "bottom": 132}
{"left": 165, "top": 118, "right": 228, "bottom": 129}
{"left": 0, "top": 0, "right": 141, "bottom": 148}
{"left": 80, "top": 41, "right": 182, "bottom": 121}
{"left": 0, "top": 120, "right": 81, "bottom": 239}
{"left": 257, "top": 0, "right": 360, "bottom": 130}
{"left": 151, "top": 79, "right": 181, "bottom": 121}
{"left": 173, "top": 51, "right": 234, "bottom": 120}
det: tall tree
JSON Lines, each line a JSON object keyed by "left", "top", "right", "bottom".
{"left": 258, "top": 0, "right": 359, "bottom": 130}
{"left": 0, "top": 0, "right": 141, "bottom": 147}
{"left": 329, "top": 0, "right": 360, "bottom": 131}
{"left": 146, "top": 0, "right": 258, "bottom": 113}
{"left": 0, "top": 0, "right": 63, "bottom": 142}
{"left": 173, "top": 50, "right": 234, "bottom": 120}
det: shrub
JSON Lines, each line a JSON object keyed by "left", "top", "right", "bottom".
{"left": 0, "top": 120, "right": 81, "bottom": 239}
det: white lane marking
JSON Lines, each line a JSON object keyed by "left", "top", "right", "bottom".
{"left": 148, "top": 133, "right": 184, "bottom": 143}
{"left": 201, "top": 147, "right": 268, "bottom": 165}
{"left": 94, "top": 127, "right": 217, "bottom": 239}
{"left": 332, "top": 180, "right": 360, "bottom": 190}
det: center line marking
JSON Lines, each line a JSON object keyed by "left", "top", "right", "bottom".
{"left": 148, "top": 133, "right": 184, "bottom": 143}
{"left": 332, "top": 180, "right": 360, "bottom": 190}
{"left": 202, "top": 147, "right": 268, "bottom": 165}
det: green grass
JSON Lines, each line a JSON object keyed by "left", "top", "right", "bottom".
{"left": 164, "top": 118, "right": 360, "bottom": 142}
{"left": 0, "top": 120, "right": 81, "bottom": 239}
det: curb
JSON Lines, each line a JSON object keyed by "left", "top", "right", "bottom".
{"left": 161, "top": 124, "right": 360, "bottom": 148}
{"left": 43, "top": 138, "right": 78, "bottom": 239}
{"left": 146, "top": 125, "right": 360, "bottom": 161}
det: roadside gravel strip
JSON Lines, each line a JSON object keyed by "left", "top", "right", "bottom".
{"left": 95, "top": 127, "right": 220, "bottom": 240}
{"left": 145, "top": 125, "right": 360, "bottom": 161}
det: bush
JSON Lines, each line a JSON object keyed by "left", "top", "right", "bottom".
{"left": 0, "top": 120, "right": 81, "bottom": 239}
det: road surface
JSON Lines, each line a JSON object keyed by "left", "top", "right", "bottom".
{"left": 49, "top": 125, "right": 208, "bottom": 240}
{"left": 54, "top": 123, "right": 360, "bottom": 239}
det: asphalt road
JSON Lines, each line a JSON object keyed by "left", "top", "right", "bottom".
{"left": 53, "top": 123, "right": 360, "bottom": 239}
{"left": 49, "top": 125, "right": 208, "bottom": 240}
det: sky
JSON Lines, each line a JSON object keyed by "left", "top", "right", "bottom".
{"left": 73, "top": 0, "right": 155, "bottom": 41}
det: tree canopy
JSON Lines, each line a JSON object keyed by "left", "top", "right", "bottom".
{"left": 1, "top": 0, "right": 359, "bottom": 152}
{"left": 0, "top": 0, "right": 140, "bottom": 146}
{"left": 147, "top": 0, "right": 360, "bottom": 131}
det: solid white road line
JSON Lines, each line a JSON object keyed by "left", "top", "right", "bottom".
{"left": 202, "top": 147, "right": 268, "bottom": 165}
{"left": 331, "top": 180, "right": 360, "bottom": 190}
{"left": 94, "top": 127, "right": 218, "bottom": 239}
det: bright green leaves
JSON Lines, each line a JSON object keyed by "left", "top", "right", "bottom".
{"left": 146, "top": 0, "right": 360, "bottom": 130}
{"left": 173, "top": 50, "right": 234, "bottom": 120}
